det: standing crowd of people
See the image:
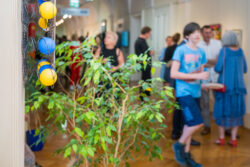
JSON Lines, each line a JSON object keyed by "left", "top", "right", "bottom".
{"left": 56, "top": 22, "right": 247, "bottom": 167}
{"left": 137, "top": 23, "right": 247, "bottom": 167}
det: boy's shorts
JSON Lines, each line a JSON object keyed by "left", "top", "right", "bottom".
{"left": 178, "top": 95, "right": 203, "bottom": 127}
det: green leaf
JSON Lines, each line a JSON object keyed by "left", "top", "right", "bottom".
{"left": 87, "top": 147, "right": 95, "bottom": 157}
{"left": 149, "top": 114, "right": 154, "bottom": 120}
{"left": 155, "top": 114, "right": 163, "bottom": 123}
{"left": 94, "top": 134, "right": 99, "bottom": 144}
{"left": 153, "top": 145, "right": 162, "bottom": 154}
{"left": 136, "top": 111, "right": 145, "bottom": 120}
{"left": 104, "top": 136, "right": 112, "bottom": 144}
{"left": 152, "top": 132, "right": 156, "bottom": 139}
{"left": 76, "top": 114, "right": 85, "bottom": 123}
{"left": 25, "top": 105, "right": 30, "bottom": 113}
{"left": 108, "top": 125, "right": 117, "bottom": 132}
{"left": 77, "top": 96, "right": 87, "bottom": 104}
{"left": 74, "top": 127, "right": 84, "bottom": 138}
{"left": 101, "top": 139, "right": 107, "bottom": 151}
{"left": 125, "top": 162, "right": 130, "bottom": 167}
{"left": 72, "top": 144, "right": 78, "bottom": 153}
{"left": 35, "top": 128, "right": 40, "bottom": 136}
{"left": 94, "top": 71, "right": 100, "bottom": 84}
{"left": 79, "top": 147, "right": 88, "bottom": 158}
{"left": 106, "top": 126, "right": 111, "bottom": 137}
{"left": 34, "top": 101, "right": 39, "bottom": 110}
{"left": 64, "top": 147, "right": 71, "bottom": 158}
{"left": 85, "top": 111, "right": 96, "bottom": 122}
{"left": 84, "top": 77, "right": 92, "bottom": 86}
{"left": 48, "top": 100, "right": 55, "bottom": 110}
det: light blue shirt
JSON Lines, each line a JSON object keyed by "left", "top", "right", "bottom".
{"left": 172, "top": 44, "right": 207, "bottom": 98}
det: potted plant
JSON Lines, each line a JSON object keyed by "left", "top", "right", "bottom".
{"left": 25, "top": 37, "right": 175, "bottom": 166}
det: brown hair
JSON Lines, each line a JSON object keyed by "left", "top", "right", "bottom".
{"left": 172, "top": 33, "right": 181, "bottom": 43}
{"left": 141, "top": 26, "right": 152, "bottom": 35}
{"left": 201, "top": 25, "right": 211, "bottom": 32}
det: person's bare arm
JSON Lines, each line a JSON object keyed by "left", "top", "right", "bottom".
{"left": 171, "top": 60, "right": 209, "bottom": 80}
{"left": 94, "top": 47, "right": 101, "bottom": 59}
{"left": 111, "top": 48, "right": 125, "bottom": 72}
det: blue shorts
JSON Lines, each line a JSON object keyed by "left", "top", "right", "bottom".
{"left": 178, "top": 95, "right": 203, "bottom": 127}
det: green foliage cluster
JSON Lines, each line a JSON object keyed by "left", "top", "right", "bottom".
{"left": 25, "top": 37, "right": 175, "bottom": 167}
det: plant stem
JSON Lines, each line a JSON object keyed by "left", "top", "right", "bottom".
{"left": 114, "top": 94, "right": 129, "bottom": 163}
{"left": 103, "top": 69, "right": 126, "bottom": 94}
{"left": 118, "top": 128, "right": 139, "bottom": 160}
{"left": 73, "top": 91, "right": 76, "bottom": 127}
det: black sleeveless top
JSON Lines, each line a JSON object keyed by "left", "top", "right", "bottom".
{"left": 101, "top": 47, "right": 119, "bottom": 66}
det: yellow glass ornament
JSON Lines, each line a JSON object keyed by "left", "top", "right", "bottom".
{"left": 39, "top": 2, "right": 57, "bottom": 19}
{"left": 38, "top": 17, "right": 48, "bottom": 29}
{"left": 39, "top": 68, "right": 57, "bottom": 86}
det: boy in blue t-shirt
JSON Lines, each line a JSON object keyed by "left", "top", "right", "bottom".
{"left": 171, "top": 22, "right": 209, "bottom": 167}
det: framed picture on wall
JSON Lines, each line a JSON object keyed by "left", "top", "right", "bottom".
{"left": 232, "top": 29, "right": 243, "bottom": 47}
{"left": 210, "top": 24, "right": 222, "bottom": 40}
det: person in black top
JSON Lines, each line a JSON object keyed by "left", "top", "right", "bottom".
{"left": 134, "top": 27, "right": 155, "bottom": 100}
{"left": 161, "top": 33, "right": 180, "bottom": 86}
{"left": 96, "top": 32, "right": 125, "bottom": 72}
{"left": 134, "top": 26, "right": 155, "bottom": 82}
{"left": 163, "top": 33, "right": 181, "bottom": 63}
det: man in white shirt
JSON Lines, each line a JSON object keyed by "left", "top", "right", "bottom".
{"left": 198, "top": 25, "right": 222, "bottom": 135}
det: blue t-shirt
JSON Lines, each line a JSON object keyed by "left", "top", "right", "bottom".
{"left": 172, "top": 44, "right": 207, "bottom": 98}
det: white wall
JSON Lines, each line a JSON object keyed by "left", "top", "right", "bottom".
{"left": 140, "top": 0, "right": 250, "bottom": 111}
{"left": 169, "top": 0, "right": 250, "bottom": 113}
{"left": 63, "top": 0, "right": 129, "bottom": 38}
{"left": 0, "top": 0, "right": 24, "bottom": 166}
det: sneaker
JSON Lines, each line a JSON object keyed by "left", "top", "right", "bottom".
{"left": 185, "top": 152, "right": 202, "bottom": 167}
{"left": 215, "top": 138, "right": 225, "bottom": 146}
{"left": 191, "top": 139, "right": 201, "bottom": 146}
{"left": 172, "top": 133, "right": 181, "bottom": 140}
{"left": 172, "top": 142, "right": 187, "bottom": 166}
{"left": 228, "top": 140, "right": 237, "bottom": 147}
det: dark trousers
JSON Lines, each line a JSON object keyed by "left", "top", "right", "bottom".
{"left": 140, "top": 63, "right": 152, "bottom": 100}
{"left": 172, "top": 100, "right": 185, "bottom": 136}
{"left": 142, "top": 63, "right": 152, "bottom": 81}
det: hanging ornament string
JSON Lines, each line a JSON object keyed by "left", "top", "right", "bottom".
{"left": 36, "top": 0, "right": 57, "bottom": 87}
{"left": 52, "top": 0, "right": 56, "bottom": 69}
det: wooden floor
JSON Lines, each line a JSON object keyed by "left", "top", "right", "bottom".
{"left": 34, "top": 112, "right": 250, "bottom": 167}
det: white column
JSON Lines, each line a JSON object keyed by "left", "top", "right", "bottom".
{"left": 0, "top": 0, "right": 24, "bottom": 166}
{"left": 246, "top": 0, "right": 250, "bottom": 113}
{"left": 243, "top": 0, "right": 250, "bottom": 128}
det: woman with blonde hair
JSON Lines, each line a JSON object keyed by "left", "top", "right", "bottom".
{"left": 213, "top": 31, "right": 248, "bottom": 147}
{"left": 96, "top": 32, "right": 125, "bottom": 72}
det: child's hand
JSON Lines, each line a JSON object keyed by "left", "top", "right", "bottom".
{"left": 201, "top": 84, "right": 209, "bottom": 91}
{"left": 195, "top": 72, "right": 209, "bottom": 80}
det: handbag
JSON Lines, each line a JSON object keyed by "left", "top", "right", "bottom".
{"left": 214, "top": 48, "right": 226, "bottom": 93}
